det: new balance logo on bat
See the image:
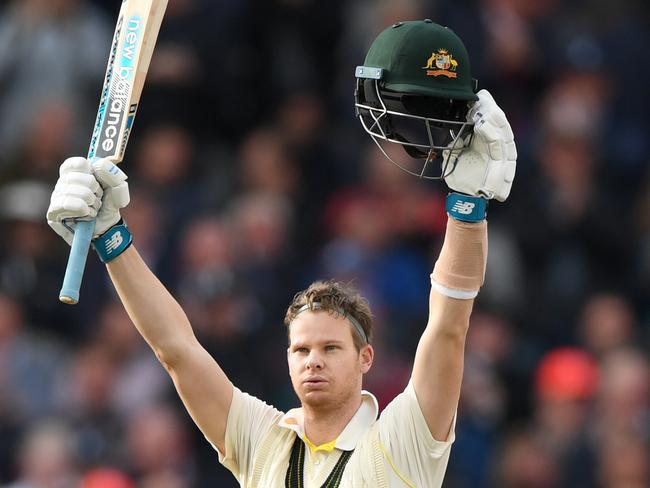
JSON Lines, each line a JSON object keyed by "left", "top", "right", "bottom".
{"left": 100, "top": 17, "right": 143, "bottom": 155}
{"left": 106, "top": 231, "right": 124, "bottom": 254}
{"left": 451, "top": 200, "right": 476, "bottom": 215}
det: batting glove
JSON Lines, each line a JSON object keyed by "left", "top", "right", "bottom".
{"left": 47, "top": 157, "right": 130, "bottom": 246}
{"left": 443, "top": 89, "right": 517, "bottom": 202}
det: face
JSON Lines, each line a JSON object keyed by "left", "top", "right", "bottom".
{"left": 287, "top": 311, "right": 373, "bottom": 412}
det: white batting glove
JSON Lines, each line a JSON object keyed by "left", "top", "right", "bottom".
{"left": 47, "top": 157, "right": 130, "bottom": 245}
{"left": 443, "top": 90, "right": 517, "bottom": 202}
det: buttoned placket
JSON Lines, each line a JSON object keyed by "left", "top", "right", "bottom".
{"left": 279, "top": 391, "right": 379, "bottom": 486}
{"left": 305, "top": 448, "right": 328, "bottom": 484}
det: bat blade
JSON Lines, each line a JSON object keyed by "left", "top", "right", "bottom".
{"left": 59, "top": 0, "right": 168, "bottom": 305}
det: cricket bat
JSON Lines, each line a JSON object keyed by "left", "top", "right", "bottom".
{"left": 59, "top": 0, "right": 168, "bottom": 304}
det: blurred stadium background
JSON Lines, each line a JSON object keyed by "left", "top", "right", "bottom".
{"left": 0, "top": 0, "right": 648, "bottom": 486}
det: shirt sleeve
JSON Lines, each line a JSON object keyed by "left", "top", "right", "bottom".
{"left": 213, "top": 387, "right": 284, "bottom": 480}
{"left": 377, "top": 381, "right": 455, "bottom": 487}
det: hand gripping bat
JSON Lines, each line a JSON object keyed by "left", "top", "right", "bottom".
{"left": 59, "top": 0, "right": 168, "bottom": 304}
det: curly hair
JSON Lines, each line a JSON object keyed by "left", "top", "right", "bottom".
{"left": 284, "top": 280, "right": 373, "bottom": 351}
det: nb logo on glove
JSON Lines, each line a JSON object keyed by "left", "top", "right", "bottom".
{"left": 105, "top": 231, "right": 124, "bottom": 254}
{"left": 451, "top": 201, "right": 476, "bottom": 215}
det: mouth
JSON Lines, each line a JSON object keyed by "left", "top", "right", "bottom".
{"left": 303, "top": 377, "right": 328, "bottom": 388}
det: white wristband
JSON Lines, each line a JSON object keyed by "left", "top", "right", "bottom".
{"left": 430, "top": 275, "right": 479, "bottom": 300}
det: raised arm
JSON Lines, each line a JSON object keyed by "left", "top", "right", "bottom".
{"left": 411, "top": 218, "right": 486, "bottom": 440}
{"left": 411, "top": 90, "right": 517, "bottom": 440}
{"left": 107, "top": 245, "right": 233, "bottom": 453}
{"left": 47, "top": 158, "right": 233, "bottom": 454}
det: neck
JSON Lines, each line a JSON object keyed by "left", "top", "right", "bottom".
{"left": 302, "top": 393, "right": 362, "bottom": 446}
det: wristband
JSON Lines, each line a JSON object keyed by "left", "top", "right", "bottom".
{"left": 92, "top": 220, "right": 133, "bottom": 263}
{"left": 430, "top": 277, "right": 479, "bottom": 300}
{"left": 446, "top": 193, "right": 488, "bottom": 222}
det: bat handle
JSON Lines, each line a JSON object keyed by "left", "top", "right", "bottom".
{"left": 59, "top": 219, "right": 97, "bottom": 304}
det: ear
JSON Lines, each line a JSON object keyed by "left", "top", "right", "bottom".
{"left": 359, "top": 344, "right": 374, "bottom": 374}
{"left": 287, "top": 346, "right": 296, "bottom": 378}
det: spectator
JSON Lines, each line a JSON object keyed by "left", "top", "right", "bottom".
{"left": 0, "top": 0, "right": 110, "bottom": 162}
{"left": 6, "top": 420, "right": 79, "bottom": 488}
{"left": 124, "top": 404, "right": 194, "bottom": 486}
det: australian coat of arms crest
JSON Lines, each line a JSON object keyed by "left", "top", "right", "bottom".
{"left": 422, "top": 49, "right": 458, "bottom": 78}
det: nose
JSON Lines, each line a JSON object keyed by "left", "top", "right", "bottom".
{"left": 306, "top": 350, "right": 324, "bottom": 370}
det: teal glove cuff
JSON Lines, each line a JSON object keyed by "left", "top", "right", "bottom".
{"left": 446, "top": 193, "right": 488, "bottom": 222}
{"left": 92, "top": 220, "right": 133, "bottom": 263}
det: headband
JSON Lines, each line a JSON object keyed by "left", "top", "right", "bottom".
{"left": 295, "top": 302, "right": 369, "bottom": 345}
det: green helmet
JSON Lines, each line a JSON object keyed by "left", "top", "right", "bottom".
{"left": 355, "top": 19, "right": 478, "bottom": 178}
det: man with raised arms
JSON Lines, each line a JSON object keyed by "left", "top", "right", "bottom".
{"left": 47, "top": 19, "right": 515, "bottom": 487}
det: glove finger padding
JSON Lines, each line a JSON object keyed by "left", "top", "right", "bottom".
{"left": 59, "top": 171, "right": 103, "bottom": 197}
{"left": 49, "top": 158, "right": 101, "bottom": 222}
{"left": 102, "top": 182, "right": 130, "bottom": 210}
{"left": 48, "top": 179, "right": 101, "bottom": 222}
{"left": 469, "top": 90, "right": 507, "bottom": 129}
{"left": 444, "top": 89, "right": 516, "bottom": 202}
{"left": 59, "top": 156, "right": 93, "bottom": 176}
{"left": 91, "top": 159, "right": 130, "bottom": 236}
{"left": 483, "top": 159, "right": 515, "bottom": 202}
{"left": 48, "top": 194, "right": 98, "bottom": 220}
{"left": 47, "top": 156, "right": 131, "bottom": 246}
{"left": 92, "top": 158, "right": 128, "bottom": 190}
{"left": 53, "top": 181, "right": 101, "bottom": 207}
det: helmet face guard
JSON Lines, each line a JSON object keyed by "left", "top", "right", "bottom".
{"left": 355, "top": 72, "right": 475, "bottom": 179}
{"left": 355, "top": 20, "right": 479, "bottom": 179}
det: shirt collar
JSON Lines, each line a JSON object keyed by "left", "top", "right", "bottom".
{"left": 278, "top": 390, "right": 379, "bottom": 452}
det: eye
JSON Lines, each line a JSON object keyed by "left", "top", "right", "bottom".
{"left": 295, "top": 347, "right": 309, "bottom": 354}
{"left": 325, "top": 345, "right": 339, "bottom": 352}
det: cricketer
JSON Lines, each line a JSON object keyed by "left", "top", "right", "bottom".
{"left": 47, "top": 20, "right": 516, "bottom": 487}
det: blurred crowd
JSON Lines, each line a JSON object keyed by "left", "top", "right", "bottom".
{"left": 0, "top": 0, "right": 648, "bottom": 487}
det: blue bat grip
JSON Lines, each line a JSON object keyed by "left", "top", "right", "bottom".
{"left": 59, "top": 219, "right": 97, "bottom": 304}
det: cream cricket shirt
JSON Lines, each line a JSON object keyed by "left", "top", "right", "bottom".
{"left": 215, "top": 382, "right": 455, "bottom": 487}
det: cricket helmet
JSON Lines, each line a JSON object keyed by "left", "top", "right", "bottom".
{"left": 355, "top": 19, "right": 478, "bottom": 179}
